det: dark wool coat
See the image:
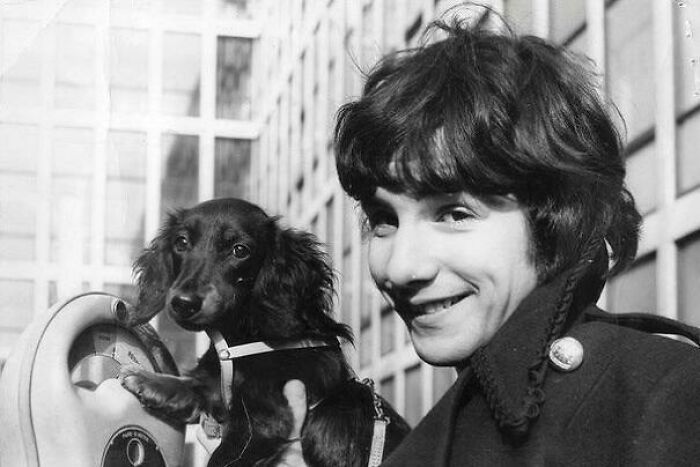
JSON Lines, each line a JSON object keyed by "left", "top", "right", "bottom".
{"left": 382, "top": 271, "right": 700, "bottom": 466}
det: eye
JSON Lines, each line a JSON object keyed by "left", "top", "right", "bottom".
{"left": 365, "top": 209, "right": 397, "bottom": 238}
{"left": 173, "top": 235, "right": 190, "bottom": 252}
{"left": 437, "top": 206, "right": 475, "bottom": 225}
{"left": 232, "top": 243, "right": 251, "bottom": 259}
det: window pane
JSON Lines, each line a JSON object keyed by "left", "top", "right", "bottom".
{"left": 341, "top": 249, "right": 354, "bottom": 326}
{"left": 550, "top": 0, "right": 586, "bottom": 43}
{"left": 382, "top": 0, "right": 401, "bottom": 51}
{"left": 674, "top": 0, "right": 700, "bottom": 114}
{"left": 161, "top": 133, "right": 199, "bottom": 217}
{"left": 216, "top": 37, "right": 252, "bottom": 119}
{"left": 156, "top": 313, "right": 199, "bottom": 371}
{"left": 0, "top": 123, "right": 39, "bottom": 260}
{"left": 0, "top": 19, "right": 42, "bottom": 108}
{"left": 163, "top": 0, "right": 202, "bottom": 16}
{"left": 567, "top": 30, "right": 589, "bottom": 61}
{"left": 0, "top": 124, "right": 39, "bottom": 172}
{"left": 404, "top": 365, "right": 422, "bottom": 427}
{"left": 103, "top": 283, "right": 138, "bottom": 305}
{"left": 217, "top": 0, "right": 251, "bottom": 18}
{"left": 678, "top": 232, "right": 700, "bottom": 327}
{"left": 0, "top": 280, "right": 34, "bottom": 328}
{"left": 504, "top": 0, "right": 534, "bottom": 35}
{"left": 433, "top": 366, "right": 456, "bottom": 404}
{"left": 110, "top": 28, "right": 149, "bottom": 114}
{"left": 0, "top": 175, "right": 37, "bottom": 260}
{"left": 607, "top": 255, "right": 657, "bottom": 314}
{"left": 359, "top": 324, "right": 372, "bottom": 368}
{"left": 50, "top": 128, "right": 93, "bottom": 264}
{"left": 380, "top": 376, "right": 396, "bottom": 407}
{"left": 325, "top": 198, "right": 336, "bottom": 260}
{"left": 162, "top": 33, "right": 200, "bottom": 116}
{"left": 214, "top": 138, "right": 251, "bottom": 198}
{"left": 48, "top": 280, "right": 90, "bottom": 307}
{"left": 55, "top": 23, "right": 95, "bottom": 110}
{"left": 606, "top": 0, "right": 654, "bottom": 141}
{"left": 677, "top": 111, "right": 700, "bottom": 194}
{"left": 625, "top": 143, "right": 657, "bottom": 215}
{"left": 380, "top": 307, "right": 395, "bottom": 355}
{"left": 106, "top": 131, "right": 147, "bottom": 265}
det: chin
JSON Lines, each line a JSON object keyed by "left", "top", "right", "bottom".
{"left": 411, "top": 335, "right": 477, "bottom": 367}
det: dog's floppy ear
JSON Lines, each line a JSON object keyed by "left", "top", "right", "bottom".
{"left": 253, "top": 220, "right": 353, "bottom": 343}
{"left": 130, "top": 212, "right": 179, "bottom": 325}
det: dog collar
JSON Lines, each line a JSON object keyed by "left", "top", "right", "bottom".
{"left": 207, "top": 330, "right": 339, "bottom": 412}
{"left": 215, "top": 337, "right": 340, "bottom": 360}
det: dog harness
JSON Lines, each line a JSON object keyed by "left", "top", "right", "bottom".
{"left": 204, "top": 330, "right": 389, "bottom": 466}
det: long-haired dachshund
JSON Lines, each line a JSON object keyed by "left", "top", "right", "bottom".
{"left": 119, "top": 198, "right": 410, "bottom": 466}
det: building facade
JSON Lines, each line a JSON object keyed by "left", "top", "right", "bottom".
{"left": 0, "top": 0, "right": 259, "bottom": 463}
{"left": 250, "top": 0, "right": 700, "bottom": 430}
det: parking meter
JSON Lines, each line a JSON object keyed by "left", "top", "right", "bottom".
{"left": 0, "top": 293, "right": 185, "bottom": 466}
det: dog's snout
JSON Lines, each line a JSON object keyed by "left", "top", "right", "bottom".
{"left": 170, "top": 294, "right": 203, "bottom": 318}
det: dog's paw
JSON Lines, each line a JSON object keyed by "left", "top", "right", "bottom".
{"left": 118, "top": 365, "right": 201, "bottom": 424}
{"left": 118, "top": 365, "right": 162, "bottom": 407}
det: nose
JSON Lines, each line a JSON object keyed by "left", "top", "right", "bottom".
{"left": 170, "top": 294, "right": 203, "bottom": 318}
{"left": 379, "top": 225, "right": 438, "bottom": 290}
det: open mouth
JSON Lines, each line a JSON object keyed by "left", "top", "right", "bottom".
{"left": 397, "top": 293, "right": 472, "bottom": 319}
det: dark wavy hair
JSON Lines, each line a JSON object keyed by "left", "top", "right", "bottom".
{"left": 334, "top": 7, "right": 643, "bottom": 440}
{"left": 334, "top": 8, "right": 641, "bottom": 283}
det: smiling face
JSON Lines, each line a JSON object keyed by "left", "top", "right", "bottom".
{"left": 364, "top": 188, "right": 539, "bottom": 366}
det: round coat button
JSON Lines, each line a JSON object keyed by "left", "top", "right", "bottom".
{"left": 548, "top": 336, "right": 584, "bottom": 372}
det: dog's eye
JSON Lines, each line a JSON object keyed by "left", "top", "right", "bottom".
{"left": 174, "top": 236, "right": 190, "bottom": 252}
{"left": 232, "top": 244, "right": 250, "bottom": 259}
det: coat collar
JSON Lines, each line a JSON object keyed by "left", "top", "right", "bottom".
{"left": 382, "top": 266, "right": 605, "bottom": 467}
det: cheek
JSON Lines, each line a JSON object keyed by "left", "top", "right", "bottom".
{"left": 367, "top": 239, "right": 388, "bottom": 283}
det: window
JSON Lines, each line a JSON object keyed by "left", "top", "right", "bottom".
{"left": 0, "top": 280, "right": 34, "bottom": 329}
{"left": 380, "top": 376, "right": 397, "bottom": 406}
{"left": 380, "top": 306, "right": 395, "bottom": 355}
{"left": 109, "top": 28, "right": 149, "bottom": 114}
{"left": 216, "top": 37, "right": 253, "bottom": 120}
{"left": 504, "top": 0, "right": 534, "bottom": 35}
{"left": 607, "top": 255, "right": 657, "bottom": 314}
{"left": 404, "top": 365, "right": 423, "bottom": 427}
{"left": 677, "top": 110, "right": 700, "bottom": 194}
{"left": 606, "top": 0, "right": 655, "bottom": 142}
{"left": 0, "top": 280, "right": 33, "bottom": 360}
{"left": 214, "top": 138, "right": 252, "bottom": 199}
{"left": 217, "top": 0, "right": 251, "bottom": 19}
{"left": 625, "top": 143, "right": 657, "bottom": 215}
{"left": 0, "top": 124, "right": 39, "bottom": 260}
{"left": 105, "top": 131, "right": 147, "bottom": 265}
{"left": 48, "top": 280, "right": 90, "bottom": 308}
{"left": 0, "top": 19, "right": 42, "bottom": 108}
{"left": 161, "top": 133, "right": 199, "bottom": 218}
{"left": 674, "top": 0, "right": 700, "bottom": 115}
{"left": 550, "top": 0, "right": 586, "bottom": 43}
{"left": 325, "top": 198, "right": 336, "bottom": 260}
{"left": 433, "top": 366, "right": 456, "bottom": 404}
{"left": 50, "top": 127, "right": 93, "bottom": 264}
{"left": 360, "top": 323, "right": 373, "bottom": 368}
{"left": 341, "top": 248, "right": 354, "bottom": 326}
{"left": 103, "top": 283, "right": 138, "bottom": 305}
{"left": 162, "top": 33, "right": 201, "bottom": 117}
{"left": 55, "top": 23, "right": 95, "bottom": 110}
{"left": 678, "top": 232, "right": 700, "bottom": 327}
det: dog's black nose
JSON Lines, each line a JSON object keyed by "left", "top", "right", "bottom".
{"left": 170, "top": 294, "right": 202, "bottom": 318}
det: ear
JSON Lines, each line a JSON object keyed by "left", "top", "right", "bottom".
{"left": 252, "top": 221, "right": 353, "bottom": 344}
{"left": 130, "top": 212, "right": 179, "bottom": 325}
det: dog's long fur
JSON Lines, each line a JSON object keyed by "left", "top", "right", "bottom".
{"left": 119, "top": 198, "right": 409, "bottom": 466}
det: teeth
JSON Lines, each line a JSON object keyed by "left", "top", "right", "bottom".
{"left": 422, "top": 297, "right": 462, "bottom": 314}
